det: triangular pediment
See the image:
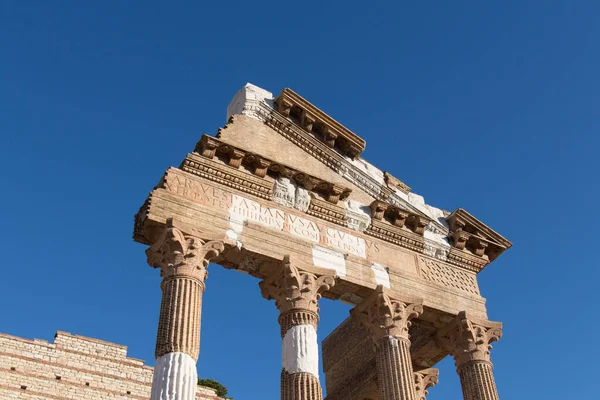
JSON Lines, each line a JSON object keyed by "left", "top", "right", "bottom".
{"left": 222, "top": 84, "right": 451, "bottom": 226}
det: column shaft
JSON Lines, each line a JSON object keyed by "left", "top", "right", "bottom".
{"left": 375, "top": 337, "right": 417, "bottom": 400}
{"left": 458, "top": 361, "right": 499, "bottom": 400}
{"left": 259, "top": 256, "right": 336, "bottom": 400}
{"left": 156, "top": 277, "right": 203, "bottom": 359}
{"left": 280, "top": 310, "right": 322, "bottom": 400}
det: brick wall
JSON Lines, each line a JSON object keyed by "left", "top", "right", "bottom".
{"left": 0, "top": 331, "right": 221, "bottom": 400}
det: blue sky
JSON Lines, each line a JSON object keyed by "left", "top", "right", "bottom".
{"left": 1, "top": 1, "right": 599, "bottom": 398}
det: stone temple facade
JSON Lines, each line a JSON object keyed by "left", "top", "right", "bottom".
{"left": 0, "top": 331, "right": 219, "bottom": 399}
{"left": 0, "top": 83, "right": 512, "bottom": 400}
{"left": 132, "top": 83, "right": 512, "bottom": 400}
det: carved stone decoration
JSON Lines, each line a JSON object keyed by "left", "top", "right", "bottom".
{"left": 419, "top": 257, "right": 480, "bottom": 295}
{"left": 351, "top": 285, "right": 423, "bottom": 342}
{"left": 146, "top": 219, "right": 225, "bottom": 283}
{"left": 453, "top": 230, "right": 469, "bottom": 250}
{"left": 389, "top": 208, "right": 409, "bottom": 228}
{"left": 194, "top": 135, "right": 220, "bottom": 159}
{"left": 295, "top": 187, "right": 312, "bottom": 212}
{"left": 273, "top": 176, "right": 311, "bottom": 212}
{"left": 407, "top": 215, "right": 431, "bottom": 236}
{"left": 370, "top": 200, "right": 389, "bottom": 220}
{"left": 228, "top": 149, "right": 245, "bottom": 168}
{"left": 181, "top": 154, "right": 273, "bottom": 200}
{"left": 307, "top": 196, "right": 347, "bottom": 226}
{"left": 366, "top": 219, "right": 426, "bottom": 253}
{"left": 274, "top": 88, "right": 366, "bottom": 158}
{"left": 438, "top": 312, "right": 502, "bottom": 368}
{"left": 423, "top": 244, "right": 437, "bottom": 258}
{"left": 254, "top": 157, "right": 271, "bottom": 178}
{"left": 259, "top": 256, "right": 336, "bottom": 315}
{"left": 273, "top": 176, "right": 297, "bottom": 209}
{"left": 446, "top": 209, "right": 512, "bottom": 261}
{"left": 345, "top": 200, "right": 372, "bottom": 232}
{"left": 413, "top": 368, "right": 439, "bottom": 400}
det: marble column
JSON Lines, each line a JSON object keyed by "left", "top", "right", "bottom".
{"left": 437, "top": 311, "right": 502, "bottom": 400}
{"left": 350, "top": 285, "right": 423, "bottom": 400}
{"left": 259, "top": 255, "right": 336, "bottom": 400}
{"left": 146, "top": 220, "right": 224, "bottom": 400}
{"left": 413, "top": 368, "right": 439, "bottom": 400}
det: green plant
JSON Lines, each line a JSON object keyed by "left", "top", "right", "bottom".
{"left": 198, "top": 378, "right": 228, "bottom": 398}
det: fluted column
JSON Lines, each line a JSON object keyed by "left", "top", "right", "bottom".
{"left": 146, "top": 220, "right": 224, "bottom": 400}
{"left": 413, "top": 368, "right": 439, "bottom": 400}
{"left": 437, "top": 311, "right": 502, "bottom": 400}
{"left": 350, "top": 285, "right": 423, "bottom": 400}
{"left": 259, "top": 255, "right": 336, "bottom": 400}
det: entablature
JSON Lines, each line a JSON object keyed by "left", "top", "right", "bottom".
{"left": 171, "top": 132, "right": 508, "bottom": 274}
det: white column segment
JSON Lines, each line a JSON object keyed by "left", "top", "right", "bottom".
{"left": 282, "top": 324, "right": 320, "bottom": 379}
{"left": 150, "top": 352, "right": 198, "bottom": 400}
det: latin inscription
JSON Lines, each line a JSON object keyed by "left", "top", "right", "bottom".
{"left": 165, "top": 174, "right": 376, "bottom": 258}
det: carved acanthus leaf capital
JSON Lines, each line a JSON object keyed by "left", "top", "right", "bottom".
{"left": 259, "top": 255, "right": 336, "bottom": 315}
{"left": 437, "top": 311, "right": 502, "bottom": 367}
{"left": 350, "top": 285, "right": 423, "bottom": 342}
{"left": 146, "top": 220, "right": 225, "bottom": 283}
{"left": 414, "top": 368, "right": 439, "bottom": 400}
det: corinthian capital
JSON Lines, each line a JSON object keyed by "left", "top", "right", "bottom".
{"left": 437, "top": 311, "right": 502, "bottom": 367}
{"left": 146, "top": 220, "right": 225, "bottom": 283}
{"left": 259, "top": 255, "right": 336, "bottom": 315}
{"left": 414, "top": 368, "right": 439, "bottom": 400}
{"left": 350, "top": 285, "right": 423, "bottom": 342}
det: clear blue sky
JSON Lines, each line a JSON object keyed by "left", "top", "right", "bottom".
{"left": 1, "top": 1, "right": 599, "bottom": 399}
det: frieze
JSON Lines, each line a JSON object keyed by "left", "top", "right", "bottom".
{"left": 273, "top": 176, "right": 311, "bottom": 212}
{"left": 194, "top": 134, "right": 352, "bottom": 206}
{"left": 161, "top": 169, "right": 370, "bottom": 259}
{"left": 419, "top": 256, "right": 480, "bottom": 295}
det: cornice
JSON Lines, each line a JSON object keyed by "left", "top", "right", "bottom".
{"left": 181, "top": 152, "right": 273, "bottom": 200}
{"left": 365, "top": 219, "right": 426, "bottom": 254}
{"left": 192, "top": 135, "right": 352, "bottom": 205}
{"left": 274, "top": 88, "right": 366, "bottom": 158}
{"left": 307, "top": 196, "right": 347, "bottom": 227}
{"left": 447, "top": 209, "right": 512, "bottom": 262}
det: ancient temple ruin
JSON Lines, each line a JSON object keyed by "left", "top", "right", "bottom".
{"left": 134, "top": 83, "right": 512, "bottom": 400}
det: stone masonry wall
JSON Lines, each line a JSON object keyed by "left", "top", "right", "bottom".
{"left": 0, "top": 331, "right": 221, "bottom": 400}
